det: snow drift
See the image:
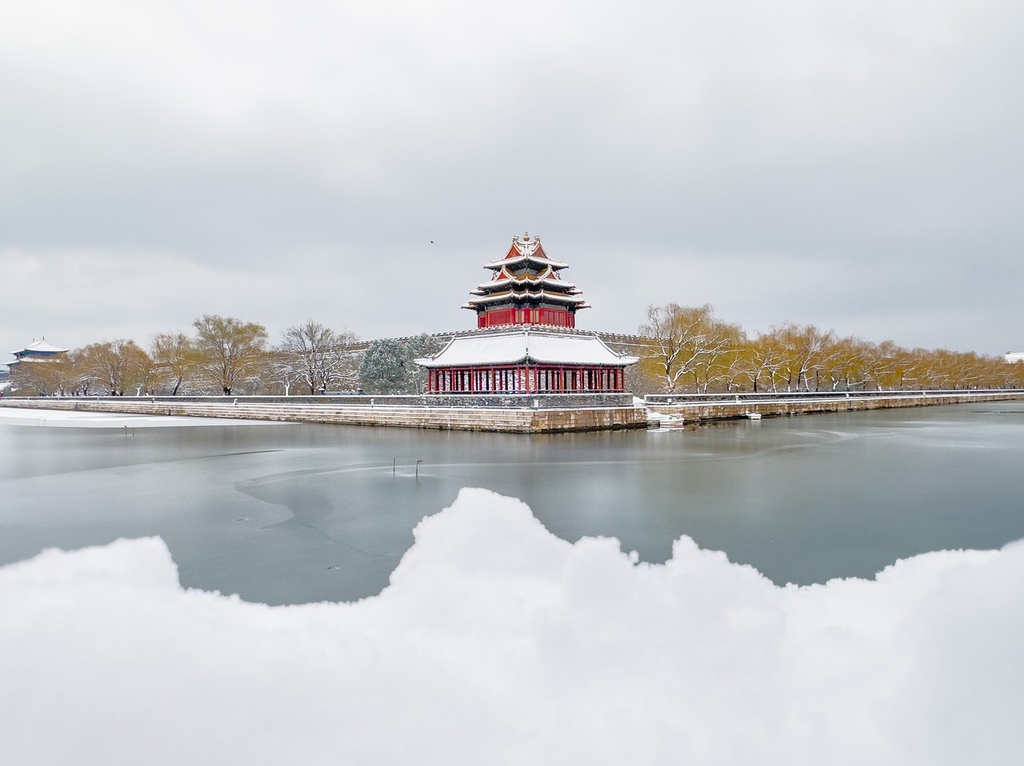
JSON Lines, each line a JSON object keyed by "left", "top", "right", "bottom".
{"left": 2, "top": 488, "right": 1021, "bottom": 765}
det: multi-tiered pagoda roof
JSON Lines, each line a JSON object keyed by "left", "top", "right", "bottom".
{"left": 464, "top": 232, "right": 589, "bottom": 329}
{"left": 416, "top": 233, "right": 637, "bottom": 395}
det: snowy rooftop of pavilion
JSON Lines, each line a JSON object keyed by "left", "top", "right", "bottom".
{"left": 10, "top": 338, "right": 68, "bottom": 356}
{"left": 414, "top": 329, "right": 638, "bottom": 368}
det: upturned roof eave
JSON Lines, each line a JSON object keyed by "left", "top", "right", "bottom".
{"left": 472, "top": 276, "right": 579, "bottom": 291}
{"left": 482, "top": 254, "right": 569, "bottom": 270}
{"left": 464, "top": 290, "right": 590, "bottom": 306}
{"left": 10, "top": 339, "right": 69, "bottom": 355}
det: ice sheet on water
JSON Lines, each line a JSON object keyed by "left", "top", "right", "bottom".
{"left": 1, "top": 488, "right": 1021, "bottom": 765}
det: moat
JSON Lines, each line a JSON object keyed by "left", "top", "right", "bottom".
{"left": 2, "top": 401, "right": 1022, "bottom": 604}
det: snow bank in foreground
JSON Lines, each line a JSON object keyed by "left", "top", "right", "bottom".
{"left": 2, "top": 489, "right": 1021, "bottom": 765}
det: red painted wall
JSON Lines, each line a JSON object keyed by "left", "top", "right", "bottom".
{"left": 479, "top": 307, "right": 573, "bottom": 327}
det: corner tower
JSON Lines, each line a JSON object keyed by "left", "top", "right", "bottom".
{"left": 463, "top": 232, "right": 590, "bottom": 328}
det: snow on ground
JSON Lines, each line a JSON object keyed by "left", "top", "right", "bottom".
{"left": 0, "top": 406, "right": 282, "bottom": 428}
{"left": 2, "top": 488, "right": 1021, "bottom": 765}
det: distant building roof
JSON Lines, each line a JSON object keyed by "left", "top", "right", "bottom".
{"left": 10, "top": 338, "right": 69, "bottom": 359}
{"left": 415, "top": 329, "right": 638, "bottom": 368}
{"left": 1006, "top": 352, "right": 1024, "bottom": 363}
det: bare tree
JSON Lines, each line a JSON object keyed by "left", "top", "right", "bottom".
{"left": 769, "top": 323, "right": 837, "bottom": 391}
{"left": 192, "top": 315, "right": 268, "bottom": 395}
{"left": 277, "top": 320, "right": 360, "bottom": 394}
{"left": 150, "top": 332, "right": 200, "bottom": 395}
{"left": 639, "top": 303, "right": 742, "bottom": 393}
{"left": 79, "top": 339, "right": 152, "bottom": 395}
{"left": 9, "top": 352, "right": 80, "bottom": 396}
{"left": 749, "top": 332, "right": 786, "bottom": 392}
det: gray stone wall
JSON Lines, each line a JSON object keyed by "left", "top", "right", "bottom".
{"left": 31, "top": 392, "right": 636, "bottom": 409}
{"left": 0, "top": 398, "right": 648, "bottom": 433}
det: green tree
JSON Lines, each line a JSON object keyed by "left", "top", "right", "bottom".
{"left": 359, "top": 334, "right": 443, "bottom": 395}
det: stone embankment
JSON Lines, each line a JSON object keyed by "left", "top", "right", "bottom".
{"left": 644, "top": 389, "right": 1024, "bottom": 426}
{"left": 0, "top": 396, "right": 648, "bottom": 433}
{"left": 2, "top": 390, "right": 1021, "bottom": 433}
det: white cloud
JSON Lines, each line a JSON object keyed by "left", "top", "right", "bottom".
{"left": 1, "top": 488, "right": 1021, "bottom": 764}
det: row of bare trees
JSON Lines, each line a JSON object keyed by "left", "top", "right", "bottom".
{"left": 636, "top": 303, "right": 1024, "bottom": 394}
{"left": 11, "top": 316, "right": 361, "bottom": 396}
{"left": 10, "top": 303, "right": 1017, "bottom": 397}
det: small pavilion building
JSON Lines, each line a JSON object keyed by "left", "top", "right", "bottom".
{"left": 9, "top": 338, "right": 69, "bottom": 365}
{"left": 416, "top": 233, "right": 637, "bottom": 394}
{"left": 6, "top": 338, "right": 70, "bottom": 394}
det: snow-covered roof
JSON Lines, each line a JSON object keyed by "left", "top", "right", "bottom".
{"left": 471, "top": 275, "right": 579, "bottom": 292}
{"left": 464, "top": 289, "right": 590, "bottom": 308}
{"left": 482, "top": 253, "right": 569, "bottom": 271}
{"left": 415, "top": 330, "right": 638, "bottom": 368}
{"left": 10, "top": 338, "right": 69, "bottom": 356}
{"left": 480, "top": 233, "right": 569, "bottom": 271}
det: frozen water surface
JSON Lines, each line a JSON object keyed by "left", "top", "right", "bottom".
{"left": 1, "top": 402, "right": 1023, "bottom": 604}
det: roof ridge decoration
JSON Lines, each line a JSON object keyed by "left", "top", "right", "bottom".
{"left": 509, "top": 231, "right": 544, "bottom": 258}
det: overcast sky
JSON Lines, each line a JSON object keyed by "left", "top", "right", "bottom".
{"left": 2, "top": 0, "right": 1021, "bottom": 362}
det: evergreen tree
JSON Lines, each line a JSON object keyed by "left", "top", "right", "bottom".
{"left": 359, "top": 334, "right": 444, "bottom": 394}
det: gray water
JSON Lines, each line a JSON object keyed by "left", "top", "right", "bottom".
{"left": 2, "top": 403, "right": 1023, "bottom": 604}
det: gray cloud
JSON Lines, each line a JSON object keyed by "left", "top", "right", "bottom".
{"left": 2, "top": 0, "right": 1022, "bottom": 358}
